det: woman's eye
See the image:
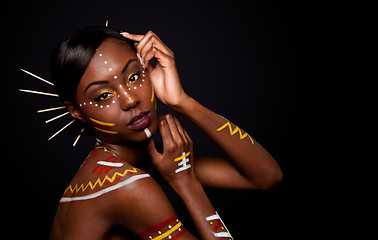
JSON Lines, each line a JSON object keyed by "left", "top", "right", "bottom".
{"left": 95, "top": 92, "right": 113, "bottom": 101}
{"left": 128, "top": 72, "right": 140, "bottom": 84}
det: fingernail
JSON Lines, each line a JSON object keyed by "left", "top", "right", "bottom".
{"left": 120, "top": 32, "right": 129, "bottom": 35}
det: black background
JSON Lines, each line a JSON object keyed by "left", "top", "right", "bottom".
{"left": 4, "top": 0, "right": 312, "bottom": 238}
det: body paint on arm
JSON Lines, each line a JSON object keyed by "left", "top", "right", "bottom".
{"left": 139, "top": 214, "right": 186, "bottom": 240}
{"left": 217, "top": 121, "right": 254, "bottom": 144}
{"left": 205, "top": 211, "right": 233, "bottom": 240}
{"left": 174, "top": 152, "right": 191, "bottom": 174}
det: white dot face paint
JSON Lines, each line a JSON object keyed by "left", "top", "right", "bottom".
{"left": 77, "top": 52, "right": 149, "bottom": 112}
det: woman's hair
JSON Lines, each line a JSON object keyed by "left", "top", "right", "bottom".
{"left": 51, "top": 26, "right": 136, "bottom": 102}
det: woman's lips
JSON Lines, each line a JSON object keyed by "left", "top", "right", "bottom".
{"left": 127, "top": 112, "right": 151, "bottom": 130}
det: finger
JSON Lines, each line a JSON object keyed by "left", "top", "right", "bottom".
{"left": 172, "top": 116, "right": 189, "bottom": 148}
{"left": 146, "top": 138, "right": 161, "bottom": 163}
{"left": 183, "top": 128, "right": 193, "bottom": 150}
{"left": 136, "top": 31, "right": 159, "bottom": 51}
{"left": 164, "top": 114, "right": 184, "bottom": 146}
{"left": 143, "top": 45, "right": 174, "bottom": 69}
{"left": 138, "top": 34, "right": 173, "bottom": 60}
{"left": 158, "top": 117, "right": 176, "bottom": 153}
{"left": 120, "top": 32, "right": 144, "bottom": 42}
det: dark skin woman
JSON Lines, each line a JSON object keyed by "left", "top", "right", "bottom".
{"left": 50, "top": 27, "right": 283, "bottom": 240}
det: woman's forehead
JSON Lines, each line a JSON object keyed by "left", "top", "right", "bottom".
{"left": 85, "top": 39, "right": 135, "bottom": 75}
{"left": 95, "top": 38, "right": 135, "bottom": 62}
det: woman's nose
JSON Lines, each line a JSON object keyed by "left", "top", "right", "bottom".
{"left": 119, "top": 90, "right": 139, "bottom": 111}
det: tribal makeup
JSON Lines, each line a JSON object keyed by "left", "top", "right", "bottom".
{"left": 74, "top": 38, "right": 157, "bottom": 143}
{"left": 19, "top": 37, "right": 158, "bottom": 145}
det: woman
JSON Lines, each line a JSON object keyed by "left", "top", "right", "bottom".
{"left": 50, "top": 26, "right": 283, "bottom": 240}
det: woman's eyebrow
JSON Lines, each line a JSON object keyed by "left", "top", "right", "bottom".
{"left": 83, "top": 59, "right": 137, "bottom": 93}
{"left": 122, "top": 59, "right": 137, "bottom": 73}
{"left": 84, "top": 80, "right": 109, "bottom": 93}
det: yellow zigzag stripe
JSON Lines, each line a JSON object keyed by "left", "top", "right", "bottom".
{"left": 217, "top": 122, "right": 254, "bottom": 144}
{"left": 64, "top": 168, "right": 139, "bottom": 194}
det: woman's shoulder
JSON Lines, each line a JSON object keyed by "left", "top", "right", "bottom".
{"left": 59, "top": 146, "right": 151, "bottom": 203}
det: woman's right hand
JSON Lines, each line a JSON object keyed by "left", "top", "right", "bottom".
{"left": 121, "top": 31, "right": 190, "bottom": 109}
{"left": 147, "top": 114, "right": 196, "bottom": 191}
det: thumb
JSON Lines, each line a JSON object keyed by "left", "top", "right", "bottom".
{"left": 147, "top": 138, "right": 161, "bottom": 163}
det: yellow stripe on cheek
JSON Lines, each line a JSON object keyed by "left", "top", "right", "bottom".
{"left": 89, "top": 117, "right": 115, "bottom": 126}
{"left": 151, "top": 86, "right": 155, "bottom": 102}
{"left": 94, "top": 127, "right": 118, "bottom": 134}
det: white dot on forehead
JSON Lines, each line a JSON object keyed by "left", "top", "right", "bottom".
{"left": 108, "top": 68, "right": 112, "bottom": 71}
{"left": 99, "top": 53, "right": 103, "bottom": 56}
{"left": 104, "top": 61, "right": 108, "bottom": 64}
{"left": 114, "top": 76, "right": 118, "bottom": 79}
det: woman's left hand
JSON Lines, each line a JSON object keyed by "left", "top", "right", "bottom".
{"left": 146, "top": 114, "right": 196, "bottom": 190}
{"left": 121, "top": 31, "right": 189, "bottom": 108}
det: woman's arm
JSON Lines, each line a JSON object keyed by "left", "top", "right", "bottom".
{"left": 146, "top": 114, "right": 234, "bottom": 240}
{"left": 109, "top": 161, "right": 233, "bottom": 240}
{"left": 122, "top": 31, "right": 234, "bottom": 239}
{"left": 173, "top": 97, "right": 283, "bottom": 190}
{"left": 121, "top": 31, "right": 282, "bottom": 190}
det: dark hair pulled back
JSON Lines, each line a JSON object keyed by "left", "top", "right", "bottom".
{"left": 51, "top": 26, "right": 136, "bottom": 102}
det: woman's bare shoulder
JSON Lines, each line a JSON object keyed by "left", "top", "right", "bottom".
{"left": 59, "top": 146, "right": 150, "bottom": 203}
{"left": 54, "top": 146, "right": 193, "bottom": 239}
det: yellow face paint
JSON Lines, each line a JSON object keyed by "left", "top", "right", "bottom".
{"left": 151, "top": 86, "right": 155, "bottom": 102}
{"left": 89, "top": 117, "right": 118, "bottom": 134}
{"left": 89, "top": 117, "right": 115, "bottom": 126}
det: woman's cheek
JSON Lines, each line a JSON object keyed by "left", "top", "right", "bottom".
{"left": 84, "top": 106, "right": 120, "bottom": 135}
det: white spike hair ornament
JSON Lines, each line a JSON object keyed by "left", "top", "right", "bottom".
{"left": 17, "top": 20, "right": 115, "bottom": 146}
{"left": 18, "top": 68, "right": 83, "bottom": 146}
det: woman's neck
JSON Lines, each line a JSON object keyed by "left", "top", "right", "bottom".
{"left": 97, "top": 139, "right": 150, "bottom": 168}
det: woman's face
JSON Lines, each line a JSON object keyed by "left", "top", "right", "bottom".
{"left": 74, "top": 38, "right": 157, "bottom": 144}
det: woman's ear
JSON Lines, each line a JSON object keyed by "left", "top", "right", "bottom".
{"left": 64, "top": 101, "right": 86, "bottom": 122}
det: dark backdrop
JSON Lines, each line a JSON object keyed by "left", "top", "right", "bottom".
{"left": 4, "top": 0, "right": 308, "bottom": 238}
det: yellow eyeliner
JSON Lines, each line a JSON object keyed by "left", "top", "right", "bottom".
{"left": 127, "top": 71, "right": 140, "bottom": 86}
